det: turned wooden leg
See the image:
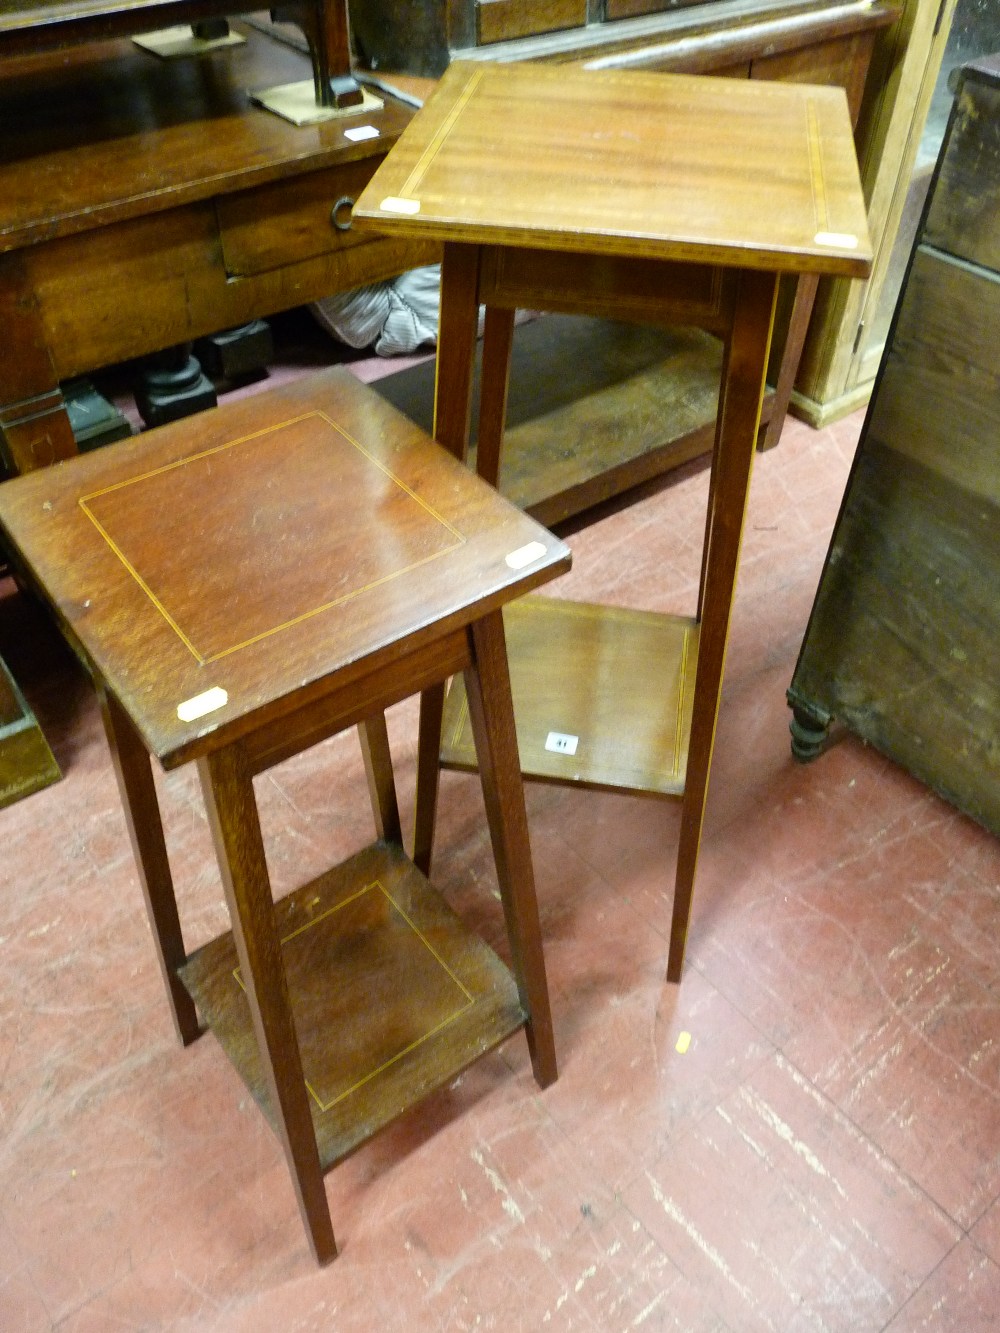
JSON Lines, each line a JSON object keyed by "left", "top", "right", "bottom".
{"left": 358, "top": 713, "right": 402, "bottom": 846}
{"left": 464, "top": 611, "right": 556, "bottom": 1089}
{"left": 134, "top": 343, "right": 216, "bottom": 429}
{"left": 668, "top": 269, "right": 779, "bottom": 985}
{"left": 199, "top": 743, "right": 336, "bottom": 1265}
{"left": 787, "top": 692, "right": 832, "bottom": 763}
{"left": 99, "top": 688, "right": 200, "bottom": 1046}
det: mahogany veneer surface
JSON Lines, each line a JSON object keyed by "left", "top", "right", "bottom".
{"left": 441, "top": 597, "right": 699, "bottom": 795}
{"left": 179, "top": 839, "right": 527, "bottom": 1170}
{"left": 0, "top": 26, "right": 415, "bottom": 252}
{"left": 0, "top": 368, "right": 569, "bottom": 767}
{"left": 353, "top": 59, "right": 872, "bottom": 277}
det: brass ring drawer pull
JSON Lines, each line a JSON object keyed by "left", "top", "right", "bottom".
{"left": 330, "top": 197, "right": 354, "bottom": 231}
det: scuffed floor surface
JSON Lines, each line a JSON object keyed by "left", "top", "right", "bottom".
{"left": 2, "top": 379, "right": 998, "bottom": 1331}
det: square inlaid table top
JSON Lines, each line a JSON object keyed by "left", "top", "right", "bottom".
{"left": 353, "top": 59, "right": 872, "bottom": 277}
{"left": 0, "top": 369, "right": 569, "bottom": 767}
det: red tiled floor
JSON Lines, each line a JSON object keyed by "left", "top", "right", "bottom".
{"left": 883, "top": 1239, "right": 1000, "bottom": 1332}
{"left": 622, "top": 1054, "right": 961, "bottom": 1332}
{"left": 1, "top": 326, "right": 999, "bottom": 1330}
{"left": 971, "top": 1194, "right": 1000, "bottom": 1268}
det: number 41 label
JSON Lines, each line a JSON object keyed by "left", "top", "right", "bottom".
{"left": 545, "top": 731, "right": 579, "bottom": 756}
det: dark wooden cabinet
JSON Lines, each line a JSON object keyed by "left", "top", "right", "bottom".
{"left": 349, "top": 0, "right": 896, "bottom": 80}
{"left": 788, "top": 52, "right": 1000, "bottom": 837}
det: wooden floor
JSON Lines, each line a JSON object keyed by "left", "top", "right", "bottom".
{"left": 1, "top": 325, "right": 998, "bottom": 1330}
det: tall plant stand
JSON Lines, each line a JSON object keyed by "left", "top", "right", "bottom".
{"left": 355, "top": 60, "right": 872, "bottom": 981}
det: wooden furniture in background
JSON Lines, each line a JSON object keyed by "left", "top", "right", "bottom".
{"left": 348, "top": 0, "right": 895, "bottom": 80}
{"left": 0, "top": 17, "right": 434, "bottom": 805}
{"left": 0, "top": 0, "right": 363, "bottom": 106}
{"left": 0, "top": 650, "right": 60, "bottom": 809}
{"left": 788, "top": 52, "right": 1000, "bottom": 837}
{"left": 354, "top": 60, "right": 872, "bottom": 981}
{"left": 792, "top": 0, "right": 959, "bottom": 426}
{"left": 0, "top": 367, "right": 571, "bottom": 1263}
{"left": 0, "top": 18, "right": 435, "bottom": 477}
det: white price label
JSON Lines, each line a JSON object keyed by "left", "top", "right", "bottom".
{"left": 381, "top": 196, "right": 420, "bottom": 214}
{"left": 505, "top": 541, "right": 547, "bottom": 570}
{"left": 177, "top": 687, "right": 228, "bottom": 722}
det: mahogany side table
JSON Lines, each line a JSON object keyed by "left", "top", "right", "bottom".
{"left": 353, "top": 60, "right": 872, "bottom": 981}
{"left": 0, "top": 367, "right": 570, "bottom": 1264}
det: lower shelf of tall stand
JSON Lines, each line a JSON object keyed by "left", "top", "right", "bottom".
{"left": 441, "top": 596, "right": 700, "bottom": 796}
{"left": 179, "top": 841, "right": 527, "bottom": 1171}
{"left": 371, "top": 314, "right": 751, "bottom": 527}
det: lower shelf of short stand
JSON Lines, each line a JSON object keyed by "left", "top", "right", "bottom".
{"left": 179, "top": 840, "right": 526, "bottom": 1172}
{"left": 441, "top": 596, "right": 699, "bottom": 796}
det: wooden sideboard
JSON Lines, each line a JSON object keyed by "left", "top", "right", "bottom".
{"left": 0, "top": 0, "right": 362, "bottom": 105}
{"left": 0, "top": 18, "right": 435, "bottom": 477}
{"left": 788, "top": 51, "right": 1000, "bottom": 836}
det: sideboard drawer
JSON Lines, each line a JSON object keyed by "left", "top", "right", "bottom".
{"left": 217, "top": 159, "right": 384, "bottom": 277}
{"left": 478, "top": 0, "right": 586, "bottom": 45}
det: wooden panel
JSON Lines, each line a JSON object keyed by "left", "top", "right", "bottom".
{"left": 791, "top": 443, "right": 1000, "bottom": 834}
{"left": 751, "top": 30, "right": 874, "bottom": 123}
{"left": 791, "top": 56, "right": 1000, "bottom": 836}
{"left": 180, "top": 841, "right": 527, "bottom": 1171}
{"left": 30, "top": 205, "right": 221, "bottom": 377}
{"left": 923, "top": 65, "right": 1000, "bottom": 273}
{"left": 868, "top": 245, "right": 1000, "bottom": 506}
{"left": 478, "top": 0, "right": 585, "bottom": 45}
{"left": 607, "top": 0, "right": 705, "bottom": 18}
{"left": 26, "top": 207, "right": 437, "bottom": 379}
{"left": 791, "top": 0, "right": 958, "bottom": 423}
{"left": 242, "top": 630, "right": 471, "bottom": 774}
{"left": 441, "top": 596, "right": 699, "bottom": 796}
{"left": 481, "top": 247, "right": 735, "bottom": 331}
{"left": 217, "top": 160, "right": 390, "bottom": 276}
